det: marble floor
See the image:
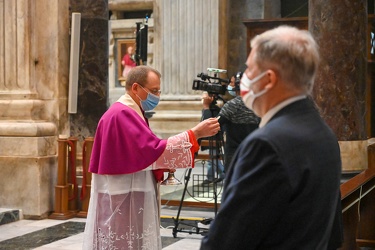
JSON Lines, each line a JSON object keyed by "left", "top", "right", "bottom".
{"left": 0, "top": 206, "right": 216, "bottom": 250}
{"left": 0, "top": 162, "right": 222, "bottom": 250}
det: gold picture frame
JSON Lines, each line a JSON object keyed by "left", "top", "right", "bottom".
{"left": 117, "top": 39, "right": 136, "bottom": 85}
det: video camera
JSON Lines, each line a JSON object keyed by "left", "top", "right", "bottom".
{"left": 192, "top": 68, "right": 229, "bottom": 95}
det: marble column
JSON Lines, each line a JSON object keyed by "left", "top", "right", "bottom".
{"left": 0, "top": 0, "right": 70, "bottom": 217}
{"left": 69, "top": 0, "right": 109, "bottom": 141}
{"left": 309, "top": 0, "right": 368, "bottom": 171}
{"left": 153, "top": 0, "right": 220, "bottom": 100}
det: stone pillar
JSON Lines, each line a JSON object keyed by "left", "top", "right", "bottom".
{"left": 69, "top": 0, "right": 109, "bottom": 140}
{"left": 309, "top": 0, "right": 368, "bottom": 171}
{"left": 0, "top": 0, "right": 70, "bottom": 217}
{"left": 154, "top": 0, "right": 220, "bottom": 100}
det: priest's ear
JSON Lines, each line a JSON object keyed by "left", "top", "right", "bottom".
{"left": 131, "top": 82, "right": 140, "bottom": 92}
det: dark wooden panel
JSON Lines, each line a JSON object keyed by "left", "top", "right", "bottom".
{"left": 243, "top": 17, "right": 308, "bottom": 54}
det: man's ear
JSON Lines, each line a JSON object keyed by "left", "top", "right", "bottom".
{"left": 131, "top": 83, "right": 139, "bottom": 92}
{"left": 265, "top": 70, "right": 277, "bottom": 89}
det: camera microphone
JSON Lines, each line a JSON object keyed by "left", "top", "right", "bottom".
{"left": 207, "top": 68, "right": 227, "bottom": 74}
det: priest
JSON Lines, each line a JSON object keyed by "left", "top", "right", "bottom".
{"left": 83, "top": 65, "right": 220, "bottom": 250}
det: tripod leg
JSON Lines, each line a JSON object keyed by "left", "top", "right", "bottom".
{"left": 173, "top": 168, "right": 192, "bottom": 238}
{"left": 209, "top": 136, "right": 221, "bottom": 216}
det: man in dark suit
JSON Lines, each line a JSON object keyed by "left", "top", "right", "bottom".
{"left": 200, "top": 25, "right": 343, "bottom": 250}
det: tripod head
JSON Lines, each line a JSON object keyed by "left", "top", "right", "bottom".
{"left": 207, "top": 93, "right": 225, "bottom": 113}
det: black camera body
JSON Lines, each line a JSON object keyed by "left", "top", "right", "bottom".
{"left": 192, "top": 80, "right": 227, "bottom": 95}
{"left": 192, "top": 72, "right": 229, "bottom": 95}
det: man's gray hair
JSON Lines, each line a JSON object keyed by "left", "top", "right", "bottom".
{"left": 250, "top": 25, "right": 320, "bottom": 93}
{"left": 125, "top": 65, "right": 161, "bottom": 90}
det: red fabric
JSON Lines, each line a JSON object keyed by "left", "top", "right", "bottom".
{"left": 122, "top": 54, "right": 136, "bottom": 67}
{"left": 187, "top": 129, "right": 199, "bottom": 168}
{"left": 152, "top": 169, "right": 165, "bottom": 182}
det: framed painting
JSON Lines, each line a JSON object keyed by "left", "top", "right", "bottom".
{"left": 117, "top": 39, "right": 136, "bottom": 85}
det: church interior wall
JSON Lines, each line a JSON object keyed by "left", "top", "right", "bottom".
{"left": 0, "top": 0, "right": 373, "bottom": 217}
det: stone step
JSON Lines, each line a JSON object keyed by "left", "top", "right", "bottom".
{"left": 150, "top": 112, "right": 201, "bottom": 120}
{"left": 153, "top": 100, "right": 203, "bottom": 111}
{"left": 150, "top": 121, "right": 201, "bottom": 139}
{"left": 0, "top": 208, "right": 22, "bottom": 225}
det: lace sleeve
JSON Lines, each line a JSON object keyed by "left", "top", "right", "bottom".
{"left": 152, "top": 130, "right": 199, "bottom": 170}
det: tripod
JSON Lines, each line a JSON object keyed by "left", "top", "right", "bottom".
{"left": 204, "top": 98, "right": 224, "bottom": 215}
{"left": 172, "top": 95, "right": 225, "bottom": 238}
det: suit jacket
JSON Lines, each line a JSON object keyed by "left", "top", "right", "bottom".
{"left": 200, "top": 98, "right": 343, "bottom": 250}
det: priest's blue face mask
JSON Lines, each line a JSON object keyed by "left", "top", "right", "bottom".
{"left": 137, "top": 85, "right": 160, "bottom": 111}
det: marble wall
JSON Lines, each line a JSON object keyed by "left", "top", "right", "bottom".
{"left": 226, "top": 0, "right": 280, "bottom": 75}
{"left": 69, "top": 0, "right": 109, "bottom": 142}
{"left": 0, "top": 0, "right": 70, "bottom": 217}
{"left": 310, "top": 0, "right": 367, "bottom": 141}
{"left": 310, "top": 0, "right": 368, "bottom": 171}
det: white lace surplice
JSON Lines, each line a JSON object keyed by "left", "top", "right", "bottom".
{"left": 83, "top": 131, "right": 195, "bottom": 250}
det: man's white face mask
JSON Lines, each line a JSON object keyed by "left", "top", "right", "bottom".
{"left": 240, "top": 71, "right": 268, "bottom": 112}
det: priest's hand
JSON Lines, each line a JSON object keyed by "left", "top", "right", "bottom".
{"left": 190, "top": 117, "right": 220, "bottom": 139}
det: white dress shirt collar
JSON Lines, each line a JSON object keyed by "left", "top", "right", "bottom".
{"left": 259, "top": 95, "right": 307, "bottom": 128}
